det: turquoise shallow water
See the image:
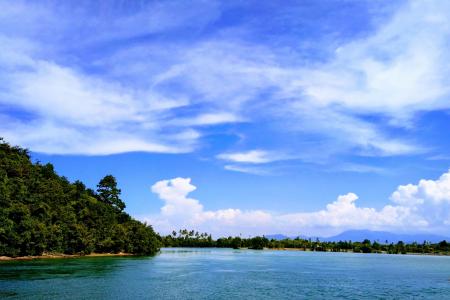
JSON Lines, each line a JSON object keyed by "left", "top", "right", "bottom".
{"left": 1, "top": 248, "right": 450, "bottom": 299}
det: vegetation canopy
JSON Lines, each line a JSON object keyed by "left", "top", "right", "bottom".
{"left": 161, "top": 230, "right": 450, "bottom": 255}
{"left": 0, "top": 138, "right": 160, "bottom": 257}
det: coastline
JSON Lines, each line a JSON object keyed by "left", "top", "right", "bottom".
{"left": 0, "top": 252, "right": 136, "bottom": 261}
{"left": 267, "top": 247, "right": 449, "bottom": 256}
{"left": 269, "top": 247, "right": 354, "bottom": 252}
{"left": 2, "top": 248, "right": 448, "bottom": 261}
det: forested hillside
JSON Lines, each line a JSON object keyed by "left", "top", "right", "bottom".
{"left": 0, "top": 139, "right": 160, "bottom": 257}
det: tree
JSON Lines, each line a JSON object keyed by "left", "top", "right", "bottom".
{"left": 231, "top": 237, "right": 242, "bottom": 249}
{"left": 438, "top": 240, "right": 449, "bottom": 251}
{"left": 0, "top": 139, "right": 160, "bottom": 257}
{"left": 361, "top": 239, "right": 372, "bottom": 253}
{"left": 249, "top": 236, "right": 268, "bottom": 250}
{"left": 97, "top": 175, "right": 125, "bottom": 212}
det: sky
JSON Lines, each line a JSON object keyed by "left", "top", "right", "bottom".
{"left": 1, "top": 0, "right": 450, "bottom": 237}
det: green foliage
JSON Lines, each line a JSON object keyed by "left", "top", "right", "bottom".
{"left": 161, "top": 230, "right": 213, "bottom": 247}
{"left": 0, "top": 138, "right": 160, "bottom": 257}
{"left": 161, "top": 227, "right": 450, "bottom": 255}
{"left": 248, "top": 236, "right": 269, "bottom": 250}
{"left": 161, "top": 230, "right": 269, "bottom": 250}
{"left": 97, "top": 175, "right": 126, "bottom": 212}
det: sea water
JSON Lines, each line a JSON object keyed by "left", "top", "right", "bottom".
{"left": 1, "top": 248, "right": 449, "bottom": 299}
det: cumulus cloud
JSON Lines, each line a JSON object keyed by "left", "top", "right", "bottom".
{"left": 151, "top": 177, "right": 203, "bottom": 217}
{"left": 280, "top": 194, "right": 422, "bottom": 235}
{"left": 146, "top": 170, "right": 450, "bottom": 236}
{"left": 149, "top": 177, "right": 272, "bottom": 233}
{"left": 390, "top": 171, "right": 450, "bottom": 227}
{"left": 391, "top": 171, "right": 450, "bottom": 205}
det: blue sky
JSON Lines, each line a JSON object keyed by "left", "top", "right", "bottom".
{"left": 2, "top": 0, "right": 450, "bottom": 237}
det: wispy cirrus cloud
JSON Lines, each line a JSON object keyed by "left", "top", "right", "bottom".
{"left": 223, "top": 164, "right": 272, "bottom": 176}
{"left": 0, "top": 57, "right": 198, "bottom": 154}
{"left": 331, "top": 163, "right": 386, "bottom": 174}
{"left": 272, "top": 1, "right": 450, "bottom": 159}
{"left": 217, "top": 149, "right": 295, "bottom": 175}
{"left": 0, "top": 0, "right": 449, "bottom": 168}
{"left": 217, "top": 150, "right": 290, "bottom": 164}
{"left": 170, "top": 112, "right": 243, "bottom": 127}
{"left": 0, "top": 1, "right": 220, "bottom": 155}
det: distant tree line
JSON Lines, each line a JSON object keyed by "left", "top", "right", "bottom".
{"left": 0, "top": 139, "right": 160, "bottom": 257}
{"left": 161, "top": 230, "right": 450, "bottom": 255}
{"left": 160, "top": 230, "right": 269, "bottom": 250}
{"left": 267, "top": 238, "right": 450, "bottom": 254}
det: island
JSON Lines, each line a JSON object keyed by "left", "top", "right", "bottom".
{"left": 0, "top": 138, "right": 160, "bottom": 259}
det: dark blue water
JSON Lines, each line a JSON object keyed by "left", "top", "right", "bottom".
{"left": 1, "top": 248, "right": 450, "bottom": 299}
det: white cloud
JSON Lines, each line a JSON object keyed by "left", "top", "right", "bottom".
{"left": 0, "top": 38, "right": 199, "bottom": 154}
{"left": 295, "top": 1, "right": 450, "bottom": 119}
{"left": 427, "top": 155, "right": 450, "bottom": 161}
{"left": 171, "top": 112, "right": 243, "bottom": 126}
{"left": 332, "top": 163, "right": 385, "bottom": 174}
{"left": 146, "top": 170, "right": 450, "bottom": 237}
{"left": 217, "top": 150, "right": 289, "bottom": 164}
{"left": 224, "top": 164, "right": 271, "bottom": 176}
{"left": 1, "top": 0, "right": 450, "bottom": 163}
{"left": 9, "top": 61, "right": 141, "bottom": 125}
{"left": 151, "top": 178, "right": 203, "bottom": 217}
{"left": 282, "top": 104, "right": 422, "bottom": 157}
{"left": 268, "top": 1, "right": 450, "bottom": 158}
{"left": 389, "top": 171, "right": 450, "bottom": 228}
{"left": 280, "top": 194, "right": 422, "bottom": 236}
{"left": 0, "top": 1, "right": 218, "bottom": 155}
{"left": 391, "top": 171, "right": 450, "bottom": 206}
{"left": 150, "top": 1, "right": 446, "bottom": 159}
{"left": 149, "top": 177, "right": 273, "bottom": 232}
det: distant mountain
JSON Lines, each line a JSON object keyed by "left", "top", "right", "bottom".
{"left": 265, "top": 234, "right": 317, "bottom": 241}
{"left": 265, "top": 230, "right": 450, "bottom": 244}
{"left": 265, "top": 234, "right": 290, "bottom": 240}
{"left": 321, "top": 230, "right": 450, "bottom": 244}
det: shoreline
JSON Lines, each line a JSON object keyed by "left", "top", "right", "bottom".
{"left": 267, "top": 247, "right": 449, "bottom": 256}
{"left": 0, "top": 252, "right": 136, "bottom": 261}
{"left": 165, "top": 247, "right": 449, "bottom": 256}
{"left": 2, "top": 248, "right": 448, "bottom": 260}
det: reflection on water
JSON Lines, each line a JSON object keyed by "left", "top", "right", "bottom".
{"left": 0, "top": 291, "right": 18, "bottom": 297}
{"left": 1, "top": 248, "right": 450, "bottom": 299}
{"left": 0, "top": 256, "right": 148, "bottom": 281}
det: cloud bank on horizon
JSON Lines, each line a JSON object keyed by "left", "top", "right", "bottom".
{"left": 147, "top": 169, "right": 450, "bottom": 237}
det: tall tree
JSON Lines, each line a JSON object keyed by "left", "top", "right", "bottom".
{"left": 97, "top": 175, "right": 125, "bottom": 212}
